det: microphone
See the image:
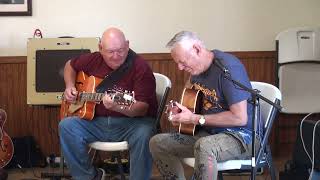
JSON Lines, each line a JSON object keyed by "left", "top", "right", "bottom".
{"left": 214, "top": 59, "right": 229, "bottom": 74}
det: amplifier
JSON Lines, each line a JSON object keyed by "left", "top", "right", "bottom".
{"left": 292, "top": 120, "right": 320, "bottom": 170}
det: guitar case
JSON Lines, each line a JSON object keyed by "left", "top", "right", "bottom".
{"left": 5, "top": 136, "right": 46, "bottom": 169}
{"left": 0, "top": 168, "right": 7, "bottom": 180}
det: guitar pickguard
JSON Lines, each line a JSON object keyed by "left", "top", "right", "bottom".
{"left": 68, "top": 102, "right": 85, "bottom": 114}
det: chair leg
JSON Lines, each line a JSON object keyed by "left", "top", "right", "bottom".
{"left": 251, "top": 167, "right": 258, "bottom": 180}
{"left": 112, "top": 152, "right": 126, "bottom": 180}
{"left": 266, "top": 146, "right": 276, "bottom": 180}
{"left": 89, "top": 149, "right": 98, "bottom": 164}
{"left": 218, "top": 171, "right": 223, "bottom": 180}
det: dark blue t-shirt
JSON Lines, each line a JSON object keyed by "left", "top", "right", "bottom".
{"left": 191, "top": 49, "right": 259, "bottom": 143}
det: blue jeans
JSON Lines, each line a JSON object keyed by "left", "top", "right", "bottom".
{"left": 59, "top": 116, "right": 155, "bottom": 180}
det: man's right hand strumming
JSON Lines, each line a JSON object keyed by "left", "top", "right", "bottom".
{"left": 64, "top": 87, "right": 78, "bottom": 102}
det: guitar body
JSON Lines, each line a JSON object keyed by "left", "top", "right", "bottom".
{"left": 0, "top": 133, "right": 14, "bottom": 168}
{"left": 60, "top": 71, "right": 103, "bottom": 120}
{"left": 0, "top": 109, "right": 14, "bottom": 168}
{"left": 172, "top": 88, "right": 203, "bottom": 136}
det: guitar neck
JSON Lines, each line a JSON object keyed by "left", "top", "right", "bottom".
{"left": 76, "top": 90, "right": 135, "bottom": 107}
{"left": 78, "top": 92, "right": 104, "bottom": 102}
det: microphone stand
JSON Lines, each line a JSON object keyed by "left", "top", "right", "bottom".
{"left": 220, "top": 71, "right": 282, "bottom": 180}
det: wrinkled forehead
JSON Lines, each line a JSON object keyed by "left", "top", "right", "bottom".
{"left": 101, "top": 38, "right": 127, "bottom": 50}
{"left": 101, "top": 30, "right": 127, "bottom": 49}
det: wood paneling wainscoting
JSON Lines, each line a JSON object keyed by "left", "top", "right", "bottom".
{"left": 0, "top": 51, "right": 299, "bottom": 157}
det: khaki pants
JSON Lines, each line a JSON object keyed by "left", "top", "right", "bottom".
{"left": 149, "top": 131, "right": 258, "bottom": 180}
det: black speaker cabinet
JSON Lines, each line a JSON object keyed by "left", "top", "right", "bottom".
{"left": 35, "top": 49, "right": 90, "bottom": 92}
{"left": 292, "top": 119, "right": 320, "bottom": 170}
{"left": 27, "top": 38, "right": 99, "bottom": 105}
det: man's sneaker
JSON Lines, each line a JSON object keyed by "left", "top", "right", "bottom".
{"left": 93, "top": 168, "right": 106, "bottom": 180}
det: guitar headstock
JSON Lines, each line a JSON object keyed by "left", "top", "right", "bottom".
{"left": 108, "top": 89, "right": 136, "bottom": 109}
{"left": 166, "top": 100, "right": 182, "bottom": 121}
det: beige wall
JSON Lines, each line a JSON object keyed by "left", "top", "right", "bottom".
{"left": 1, "top": 0, "right": 320, "bottom": 56}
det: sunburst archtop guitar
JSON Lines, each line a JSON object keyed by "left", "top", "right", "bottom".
{"left": 0, "top": 109, "right": 14, "bottom": 168}
{"left": 166, "top": 88, "right": 203, "bottom": 136}
{"left": 60, "top": 71, "right": 135, "bottom": 121}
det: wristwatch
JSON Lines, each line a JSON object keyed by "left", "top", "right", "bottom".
{"left": 199, "top": 115, "right": 206, "bottom": 126}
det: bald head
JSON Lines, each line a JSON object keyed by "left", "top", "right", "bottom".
{"left": 100, "top": 27, "right": 127, "bottom": 49}
{"left": 99, "top": 27, "right": 130, "bottom": 70}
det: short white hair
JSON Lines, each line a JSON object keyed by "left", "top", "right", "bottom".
{"left": 166, "top": 31, "right": 205, "bottom": 50}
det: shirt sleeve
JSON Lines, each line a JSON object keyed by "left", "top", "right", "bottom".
{"left": 221, "top": 64, "right": 251, "bottom": 106}
{"left": 70, "top": 53, "right": 103, "bottom": 73}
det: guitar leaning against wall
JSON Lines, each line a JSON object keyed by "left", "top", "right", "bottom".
{"left": 0, "top": 109, "right": 14, "bottom": 168}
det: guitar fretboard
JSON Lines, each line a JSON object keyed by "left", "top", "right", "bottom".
{"left": 79, "top": 93, "right": 104, "bottom": 102}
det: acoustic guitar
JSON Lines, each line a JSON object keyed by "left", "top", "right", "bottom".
{"left": 0, "top": 109, "right": 14, "bottom": 168}
{"left": 166, "top": 88, "right": 203, "bottom": 136}
{"left": 60, "top": 71, "right": 135, "bottom": 120}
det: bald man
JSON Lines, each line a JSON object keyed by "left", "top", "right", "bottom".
{"left": 59, "top": 27, "right": 158, "bottom": 180}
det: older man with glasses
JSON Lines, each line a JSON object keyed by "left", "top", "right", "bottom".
{"left": 59, "top": 27, "right": 158, "bottom": 180}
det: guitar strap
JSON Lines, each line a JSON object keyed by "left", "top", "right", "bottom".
{"left": 95, "top": 49, "right": 136, "bottom": 93}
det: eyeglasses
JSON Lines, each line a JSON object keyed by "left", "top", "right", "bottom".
{"left": 104, "top": 48, "right": 127, "bottom": 56}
